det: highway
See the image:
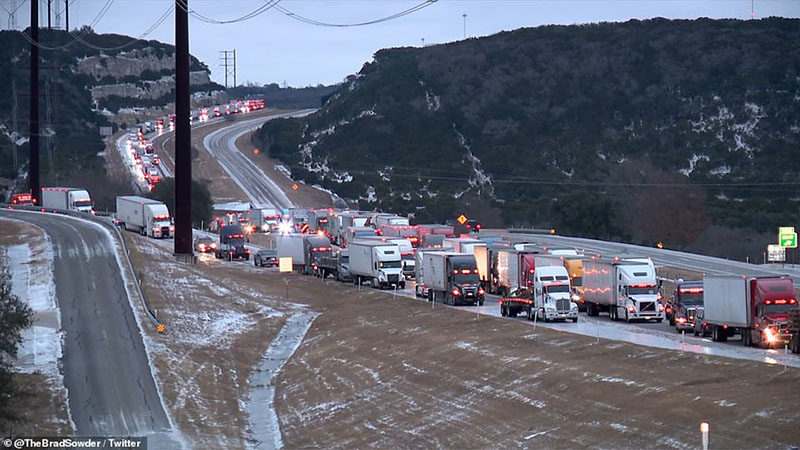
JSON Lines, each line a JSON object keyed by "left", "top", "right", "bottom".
{"left": 202, "top": 110, "right": 315, "bottom": 210}
{"left": 0, "top": 210, "right": 181, "bottom": 446}
{"left": 506, "top": 232, "right": 800, "bottom": 288}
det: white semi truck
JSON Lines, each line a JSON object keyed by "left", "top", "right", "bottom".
{"left": 41, "top": 187, "right": 93, "bottom": 213}
{"left": 348, "top": 240, "right": 405, "bottom": 289}
{"left": 115, "top": 196, "right": 173, "bottom": 238}
{"left": 582, "top": 257, "right": 665, "bottom": 322}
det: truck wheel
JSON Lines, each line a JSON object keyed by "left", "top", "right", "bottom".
{"left": 694, "top": 327, "right": 699, "bottom": 337}
{"left": 742, "top": 329, "right": 751, "bottom": 347}
{"left": 501, "top": 304, "right": 506, "bottom": 316}
{"left": 400, "top": 282, "right": 406, "bottom": 290}
{"left": 572, "top": 317, "right": 578, "bottom": 323}
{"left": 526, "top": 308, "right": 533, "bottom": 321}
{"left": 609, "top": 307, "right": 617, "bottom": 321}
{"left": 509, "top": 308, "right": 517, "bottom": 318}
{"left": 625, "top": 311, "right": 632, "bottom": 323}
{"left": 792, "top": 335, "right": 799, "bottom": 354}
{"left": 655, "top": 318, "right": 663, "bottom": 323}
{"left": 479, "top": 300, "right": 484, "bottom": 306}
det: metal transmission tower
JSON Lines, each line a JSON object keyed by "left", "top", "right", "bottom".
{"left": 219, "top": 49, "right": 236, "bottom": 88}
{"left": 462, "top": 13, "right": 467, "bottom": 39}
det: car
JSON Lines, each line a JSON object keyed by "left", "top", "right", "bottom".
{"left": 693, "top": 308, "right": 712, "bottom": 338}
{"left": 194, "top": 236, "right": 217, "bottom": 253}
{"left": 254, "top": 249, "right": 278, "bottom": 267}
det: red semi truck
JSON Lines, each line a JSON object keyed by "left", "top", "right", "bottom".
{"left": 703, "top": 275, "right": 798, "bottom": 347}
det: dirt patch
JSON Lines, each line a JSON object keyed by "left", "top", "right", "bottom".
{"left": 235, "top": 131, "right": 334, "bottom": 208}
{"left": 0, "top": 219, "right": 72, "bottom": 437}
{"left": 125, "top": 233, "right": 304, "bottom": 448}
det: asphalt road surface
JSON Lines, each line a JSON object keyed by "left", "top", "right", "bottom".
{"left": 202, "top": 111, "right": 315, "bottom": 210}
{"left": 1, "top": 210, "right": 180, "bottom": 446}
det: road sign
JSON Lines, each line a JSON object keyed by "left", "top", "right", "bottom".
{"left": 279, "top": 257, "right": 293, "bottom": 273}
{"left": 768, "top": 244, "right": 786, "bottom": 262}
{"left": 779, "top": 230, "right": 798, "bottom": 248}
{"left": 157, "top": 324, "right": 166, "bottom": 333}
{"left": 656, "top": 242, "right": 664, "bottom": 249}
{"left": 292, "top": 184, "right": 299, "bottom": 191}
{"left": 779, "top": 226, "right": 795, "bottom": 235}
{"left": 457, "top": 214, "right": 468, "bottom": 225}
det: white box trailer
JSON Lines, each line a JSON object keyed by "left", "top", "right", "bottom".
{"left": 116, "top": 196, "right": 173, "bottom": 238}
{"left": 276, "top": 233, "right": 306, "bottom": 271}
{"left": 348, "top": 240, "right": 404, "bottom": 289}
{"left": 41, "top": 187, "right": 93, "bottom": 213}
{"left": 332, "top": 211, "right": 370, "bottom": 245}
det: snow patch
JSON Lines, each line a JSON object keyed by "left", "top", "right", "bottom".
{"left": 679, "top": 153, "right": 710, "bottom": 176}
{"left": 709, "top": 164, "right": 731, "bottom": 177}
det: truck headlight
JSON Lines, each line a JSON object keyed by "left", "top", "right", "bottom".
{"left": 571, "top": 294, "right": 580, "bottom": 301}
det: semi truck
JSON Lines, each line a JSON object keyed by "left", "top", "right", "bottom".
{"left": 276, "top": 233, "right": 306, "bottom": 271}
{"left": 215, "top": 225, "right": 250, "bottom": 261}
{"left": 308, "top": 209, "right": 332, "bottom": 234}
{"left": 343, "top": 226, "right": 378, "bottom": 248}
{"left": 303, "top": 235, "right": 333, "bottom": 275}
{"left": 248, "top": 208, "right": 280, "bottom": 232}
{"left": 348, "top": 240, "right": 405, "bottom": 289}
{"left": 421, "top": 252, "right": 484, "bottom": 306}
{"left": 41, "top": 187, "right": 93, "bottom": 213}
{"left": 666, "top": 280, "right": 704, "bottom": 331}
{"left": 332, "top": 211, "right": 370, "bottom": 245}
{"left": 494, "top": 249, "right": 540, "bottom": 296}
{"left": 563, "top": 257, "right": 585, "bottom": 309}
{"left": 382, "top": 225, "right": 420, "bottom": 247}
{"left": 415, "top": 248, "right": 445, "bottom": 298}
{"left": 499, "top": 264, "right": 578, "bottom": 321}
{"left": 115, "top": 196, "right": 173, "bottom": 238}
{"left": 315, "top": 249, "right": 352, "bottom": 282}
{"left": 360, "top": 236, "right": 416, "bottom": 279}
{"left": 582, "top": 258, "right": 665, "bottom": 322}
{"left": 702, "top": 275, "right": 797, "bottom": 347}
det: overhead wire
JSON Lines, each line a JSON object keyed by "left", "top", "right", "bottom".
{"left": 173, "top": 0, "right": 281, "bottom": 25}
{"left": 273, "top": 0, "right": 437, "bottom": 27}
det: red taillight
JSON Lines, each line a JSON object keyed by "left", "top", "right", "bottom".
{"left": 211, "top": 243, "right": 217, "bottom": 249}
{"left": 246, "top": 249, "right": 251, "bottom": 254}
{"left": 790, "top": 299, "right": 797, "bottom": 304}
{"left": 452, "top": 289, "right": 460, "bottom": 296}
{"left": 723, "top": 324, "right": 728, "bottom": 329}
{"left": 478, "top": 288, "right": 485, "bottom": 295}
{"left": 657, "top": 293, "right": 663, "bottom": 300}
{"left": 627, "top": 306, "right": 635, "bottom": 313}
{"left": 676, "top": 317, "right": 686, "bottom": 324}
{"left": 528, "top": 268, "right": 535, "bottom": 274}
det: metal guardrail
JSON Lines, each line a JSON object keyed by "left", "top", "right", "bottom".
{"left": 2, "top": 203, "right": 162, "bottom": 327}
{"left": 506, "top": 228, "right": 557, "bottom": 235}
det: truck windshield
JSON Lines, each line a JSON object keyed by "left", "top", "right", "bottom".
{"left": 226, "top": 237, "right": 245, "bottom": 245}
{"left": 74, "top": 200, "right": 92, "bottom": 207}
{"left": 453, "top": 273, "right": 479, "bottom": 284}
{"left": 628, "top": 285, "right": 657, "bottom": 295}
{"left": 379, "top": 261, "right": 402, "bottom": 269}
{"left": 340, "top": 256, "right": 349, "bottom": 263}
{"left": 544, "top": 285, "right": 570, "bottom": 294}
{"left": 763, "top": 302, "right": 797, "bottom": 315}
{"left": 679, "top": 293, "right": 703, "bottom": 306}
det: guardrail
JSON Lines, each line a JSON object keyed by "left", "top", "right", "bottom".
{"left": 2, "top": 204, "right": 162, "bottom": 327}
{"left": 506, "top": 228, "right": 557, "bottom": 235}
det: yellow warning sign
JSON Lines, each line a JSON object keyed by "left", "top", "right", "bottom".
{"left": 457, "top": 214, "right": 468, "bottom": 225}
{"left": 292, "top": 184, "right": 299, "bottom": 191}
{"left": 279, "top": 257, "right": 293, "bottom": 273}
{"left": 157, "top": 324, "right": 166, "bottom": 333}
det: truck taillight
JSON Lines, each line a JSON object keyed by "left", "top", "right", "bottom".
{"left": 452, "top": 289, "right": 460, "bottom": 296}
{"left": 246, "top": 249, "right": 251, "bottom": 254}
{"left": 478, "top": 288, "right": 485, "bottom": 295}
{"left": 658, "top": 304, "right": 665, "bottom": 312}
{"left": 627, "top": 306, "right": 635, "bottom": 313}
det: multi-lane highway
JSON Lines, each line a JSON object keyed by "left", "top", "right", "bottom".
{"left": 202, "top": 110, "right": 315, "bottom": 209}
{"left": 0, "top": 210, "right": 181, "bottom": 447}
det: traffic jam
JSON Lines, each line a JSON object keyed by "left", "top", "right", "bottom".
{"left": 205, "top": 206, "right": 800, "bottom": 355}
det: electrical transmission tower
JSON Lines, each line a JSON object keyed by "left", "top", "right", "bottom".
{"left": 219, "top": 50, "right": 236, "bottom": 88}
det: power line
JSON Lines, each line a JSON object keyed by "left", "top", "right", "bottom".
{"left": 174, "top": 0, "right": 280, "bottom": 25}
{"left": 273, "top": 0, "right": 437, "bottom": 28}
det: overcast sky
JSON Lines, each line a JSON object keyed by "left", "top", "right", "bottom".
{"left": 8, "top": 0, "right": 800, "bottom": 86}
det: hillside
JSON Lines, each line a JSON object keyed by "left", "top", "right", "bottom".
{"left": 227, "top": 83, "right": 338, "bottom": 109}
{"left": 254, "top": 18, "right": 800, "bottom": 260}
{"left": 0, "top": 28, "right": 222, "bottom": 208}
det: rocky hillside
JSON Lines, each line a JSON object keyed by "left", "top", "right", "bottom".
{"left": 0, "top": 28, "right": 222, "bottom": 206}
{"left": 254, "top": 18, "right": 800, "bottom": 260}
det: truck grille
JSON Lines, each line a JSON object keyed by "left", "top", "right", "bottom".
{"left": 388, "top": 274, "right": 399, "bottom": 283}
{"left": 640, "top": 301, "right": 656, "bottom": 313}
{"left": 556, "top": 298, "right": 571, "bottom": 312}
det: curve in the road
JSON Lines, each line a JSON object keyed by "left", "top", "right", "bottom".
{"left": 203, "top": 111, "right": 315, "bottom": 210}
{"left": 0, "top": 210, "right": 182, "bottom": 446}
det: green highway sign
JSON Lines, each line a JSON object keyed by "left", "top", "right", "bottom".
{"left": 779, "top": 232, "right": 797, "bottom": 248}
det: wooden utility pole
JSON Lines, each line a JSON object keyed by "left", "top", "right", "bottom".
{"left": 29, "top": 0, "right": 40, "bottom": 203}
{"left": 174, "top": 0, "right": 192, "bottom": 257}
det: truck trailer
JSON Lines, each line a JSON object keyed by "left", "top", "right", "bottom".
{"left": 216, "top": 225, "right": 250, "bottom": 261}
{"left": 116, "top": 196, "right": 173, "bottom": 238}
{"left": 582, "top": 258, "right": 665, "bottom": 322}
{"left": 276, "top": 233, "right": 306, "bottom": 271}
{"left": 494, "top": 249, "right": 540, "bottom": 296}
{"left": 41, "top": 187, "right": 93, "bottom": 213}
{"left": 703, "top": 275, "right": 797, "bottom": 347}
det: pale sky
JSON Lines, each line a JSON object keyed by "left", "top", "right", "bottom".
{"left": 7, "top": 0, "right": 800, "bottom": 86}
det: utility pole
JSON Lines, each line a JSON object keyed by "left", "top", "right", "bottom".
{"left": 174, "top": 0, "right": 192, "bottom": 258}
{"left": 233, "top": 49, "right": 236, "bottom": 88}
{"left": 462, "top": 13, "right": 467, "bottom": 39}
{"left": 30, "top": 0, "right": 40, "bottom": 203}
{"left": 47, "top": 0, "right": 51, "bottom": 29}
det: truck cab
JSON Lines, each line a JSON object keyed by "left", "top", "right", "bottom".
{"left": 667, "top": 280, "right": 703, "bottom": 331}
{"left": 612, "top": 259, "right": 665, "bottom": 322}
{"left": 216, "top": 225, "right": 250, "bottom": 261}
{"left": 533, "top": 266, "right": 579, "bottom": 322}
{"left": 744, "top": 277, "right": 798, "bottom": 348}
{"left": 304, "top": 236, "right": 333, "bottom": 275}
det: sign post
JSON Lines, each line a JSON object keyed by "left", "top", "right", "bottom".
{"left": 778, "top": 227, "right": 797, "bottom": 249}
